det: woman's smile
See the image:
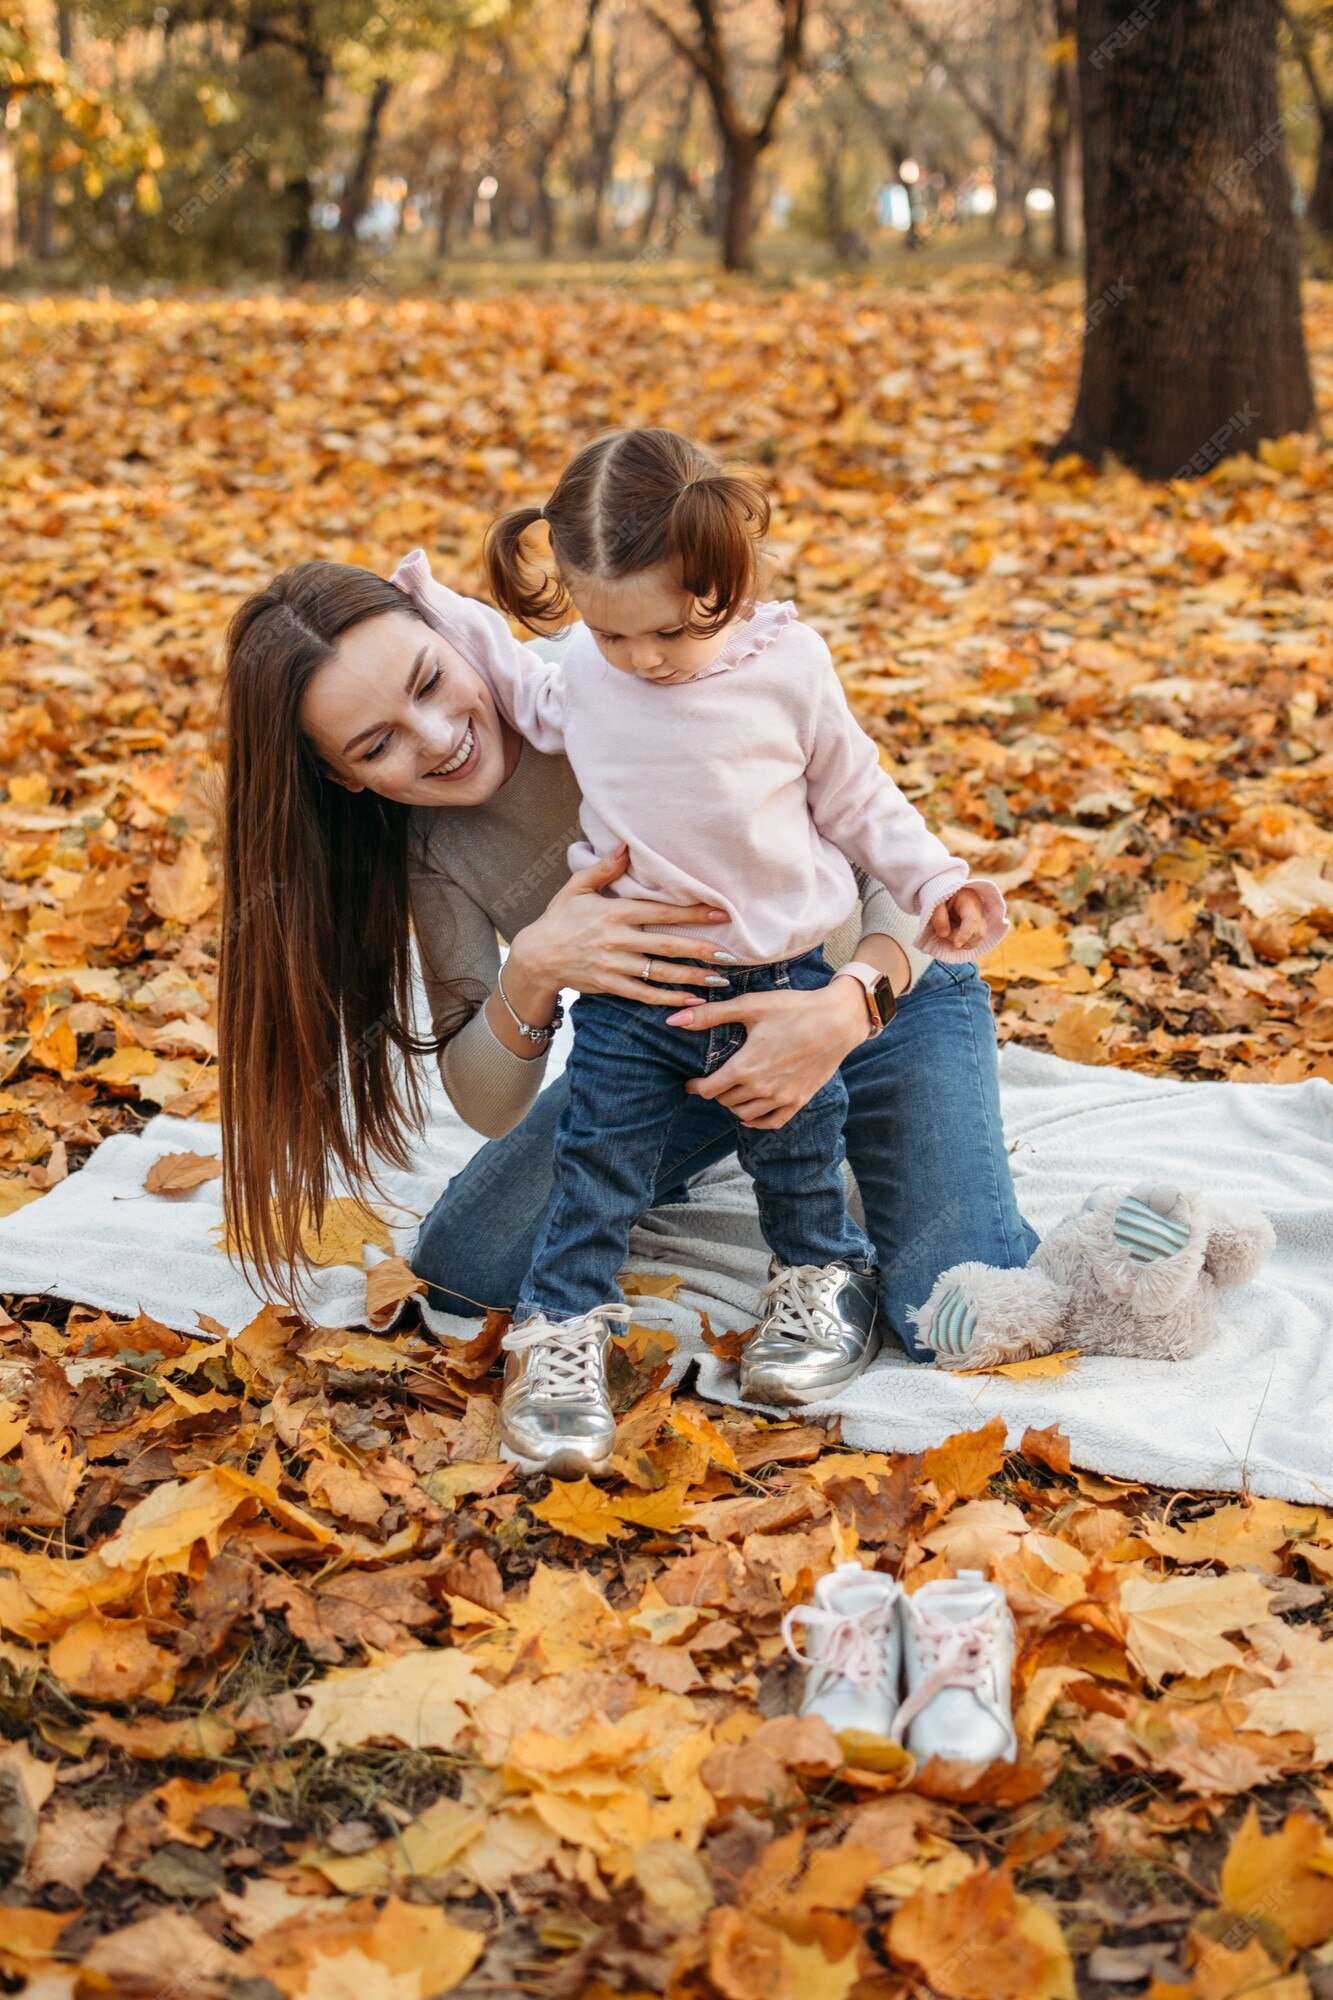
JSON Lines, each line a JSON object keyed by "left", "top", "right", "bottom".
{"left": 299, "top": 608, "right": 516, "bottom": 806}
{"left": 425, "top": 718, "right": 478, "bottom": 781}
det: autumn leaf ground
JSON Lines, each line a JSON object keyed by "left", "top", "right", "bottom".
{"left": 0, "top": 269, "right": 1332, "bottom": 1999}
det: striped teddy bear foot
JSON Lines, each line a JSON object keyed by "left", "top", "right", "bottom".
{"left": 921, "top": 1193, "right": 1188, "bottom": 1361}
{"left": 910, "top": 1182, "right": 1274, "bottom": 1371}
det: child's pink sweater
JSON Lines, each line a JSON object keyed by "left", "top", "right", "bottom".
{"left": 393, "top": 550, "right": 1007, "bottom": 967}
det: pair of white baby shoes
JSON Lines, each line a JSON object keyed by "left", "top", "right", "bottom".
{"left": 782, "top": 1562, "right": 1018, "bottom": 1764}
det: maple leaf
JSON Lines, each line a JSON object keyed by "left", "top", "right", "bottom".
{"left": 960, "top": 1348, "right": 1080, "bottom": 1380}
{"left": 1218, "top": 1808, "right": 1333, "bottom": 1952}
{"left": 0, "top": 1177, "right": 42, "bottom": 1219}
{"left": 777, "top": 1938, "right": 861, "bottom": 2000}
{"left": 46, "top": 1610, "right": 178, "bottom": 1704}
{"left": 1234, "top": 854, "right": 1333, "bottom": 920}
{"left": 887, "top": 1862, "right": 1076, "bottom": 1999}
{"left": 980, "top": 921, "right": 1070, "bottom": 986}
{"left": 1141, "top": 1497, "right": 1324, "bottom": 1573}
{"left": 301, "top": 1949, "right": 422, "bottom": 2000}
{"left": 920, "top": 1415, "right": 1010, "bottom": 1502}
{"left": 632, "top": 1837, "right": 714, "bottom": 1926}
{"left": 304, "top": 1797, "right": 481, "bottom": 1894}
{"left": 1118, "top": 1568, "right": 1274, "bottom": 1683}
{"left": 143, "top": 1149, "right": 223, "bottom": 1195}
{"left": 250, "top": 1899, "right": 484, "bottom": 1999}
{"left": 1021, "top": 1424, "right": 1073, "bottom": 1475}
{"left": 146, "top": 839, "right": 215, "bottom": 924}
{"left": 497, "top": 1563, "right": 627, "bottom": 1673}
{"left": 217, "top": 1197, "right": 393, "bottom": 1270}
{"left": 668, "top": 1405, "right": 743, "bottom": 1473}
{"left": 619, "top": 1267, "right": 684, "bottom": 1299}
{"left": 89, "top": 1046, "right": 158, "bottom": 1087}
{"left": 1238, "top": 1623, "right": 1333, "bottom": 1760}
{"left": 293, "top": 1647, "right": 490, "bottom": 1753}
{"left": 528, "top": 1476, "right": 630, "bottom": 1546}
{"left": 922, "top": 1497, "right": 1029, "bottom": 1573}
{"left": 81, "top": 1910, "right": 233, "bottom": 1999}
{"left": 298, "top": 1330, "right": 413, "bottom": 1372}
{"left": 364, "top": 1253, "right": 426, "bottom": 1320}
{"left": 1048, "top": 999, "right": 1116, "bottom": 1065}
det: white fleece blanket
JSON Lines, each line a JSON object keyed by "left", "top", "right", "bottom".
{"left": 0, "top": 1035, "right": 1329, "bottom": 1502}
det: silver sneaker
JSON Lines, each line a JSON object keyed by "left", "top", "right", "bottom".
{"left": 498, "top": 1304, "right": 627, "bottom": 1476}
{"left": 739, "top": 1259, "right": 879, "bottom": 1407}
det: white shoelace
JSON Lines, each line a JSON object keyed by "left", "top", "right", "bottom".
{"left": 756, "top": 1265, "right": 847, "bottom": 1351}
{"left": 781, "top": 1597, "right": 892, "bottom": 1695}
{"left": 501, "top": 1304, "right": 629, "bottom": 1402}
{"left": 891, "top": 1601, "right": 1003, "bottom": 1743}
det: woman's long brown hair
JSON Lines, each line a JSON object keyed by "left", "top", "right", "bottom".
{"left": 219, "top": 561, "right": 429, "bottom": 1299}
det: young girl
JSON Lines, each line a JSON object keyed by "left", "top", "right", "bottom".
{"left": 389, "top": 427, "right": 1006, "bottom": 1476}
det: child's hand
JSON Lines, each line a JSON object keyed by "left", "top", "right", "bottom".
{"left": 931, "top": 886, "right": 987, "bottom": 951}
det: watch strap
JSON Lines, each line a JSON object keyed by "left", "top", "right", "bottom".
{"left": 835, "top": 959, "right": 896, "bottom": 1036}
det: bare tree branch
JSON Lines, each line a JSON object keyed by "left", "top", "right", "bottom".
{"left": 882, "top": 0, "right": 1022, "bottom": 160}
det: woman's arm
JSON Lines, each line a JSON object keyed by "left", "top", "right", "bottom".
{"left": 411, "top": 853, "right": 552, "bottom": 1139}
{"left": 413, "top": 837, "right": 738, "bottom": 1139}
{"left": 828, "top": 872, "right": 928, "bottom": 994}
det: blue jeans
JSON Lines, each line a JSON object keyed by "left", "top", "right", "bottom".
{"left": 513, "top": 950, "right": 873, "bottom": 1321}
{"left": 413, "top": 960, "right": 1038, "bottom": 1361}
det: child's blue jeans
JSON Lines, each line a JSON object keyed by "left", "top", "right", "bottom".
{"left": 514, "top": 947, "right": 875, "bottom": 1323}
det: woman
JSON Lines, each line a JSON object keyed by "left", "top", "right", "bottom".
{"left": 220, "top": 558, "right": 1036, "bottom": 1418}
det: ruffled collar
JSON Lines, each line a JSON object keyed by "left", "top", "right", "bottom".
{"left": 697, "top": 598, "right": 798, "bottom": 679}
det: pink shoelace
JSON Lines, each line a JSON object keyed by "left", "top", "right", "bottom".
{"left": 890, "top": 1601, "right": 1001, "bottom": 1743}
{"left": 781, "top": 1597, "right": 892, "bottom": 1695}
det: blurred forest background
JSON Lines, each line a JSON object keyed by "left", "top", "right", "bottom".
{"left": 0, "top": 0, "right": 1330, "bottom": 287}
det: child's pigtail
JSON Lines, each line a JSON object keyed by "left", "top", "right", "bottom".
{"left": 482, "top": 506, "right": 572, "bottom": 632}
{"left": 668, "top": 472, "right": 771, "bottom": 634}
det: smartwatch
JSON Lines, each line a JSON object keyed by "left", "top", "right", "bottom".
{"left": 835, "top": 958, "right": 899, "bottom": 1038}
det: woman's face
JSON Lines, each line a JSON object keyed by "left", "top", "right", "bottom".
{"left": 300, "top": 612, "right": 516, "bottom": 807}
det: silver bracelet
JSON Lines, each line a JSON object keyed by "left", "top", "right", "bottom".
{"left": 495, "top": 963, "right": 564, "bottom": 1047}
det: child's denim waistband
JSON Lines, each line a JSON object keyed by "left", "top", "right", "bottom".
{"left": 671, "top": 944, "right": 830, "bottom": 991}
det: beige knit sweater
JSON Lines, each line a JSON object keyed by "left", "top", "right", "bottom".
{"left": 409, "top": 738, "right": 930, "bottom": 1140}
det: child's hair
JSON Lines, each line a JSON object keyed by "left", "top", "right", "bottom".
{"left": 483, "top": 427, "right": 770, "bottom": 635}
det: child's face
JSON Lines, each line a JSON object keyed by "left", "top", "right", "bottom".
{"left": 566, "top": 568, "right": 732, "bottom": 685}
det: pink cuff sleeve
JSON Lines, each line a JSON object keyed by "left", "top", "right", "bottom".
{"left": 913, "top": 874, "right": 1009, "bottom": 963}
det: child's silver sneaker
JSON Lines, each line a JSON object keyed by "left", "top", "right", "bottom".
{"left": 498, "top": 1304, "right": 625, "bottom": 1477}
{"left": 740, "top": 1258, "right": 879, "bottom": 1406}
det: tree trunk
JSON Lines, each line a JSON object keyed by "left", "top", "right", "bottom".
{"left": 36, "top": 141, "right": 57, "bottom": 259}
{"left": 435, "top": 162, "right": 465, "bottom": 257}
{"left": 0, "top": 96, "right": 16, "bottom": 273}
{"left": 339, "top": 76, "right": 392, "bottom": 244}
{"left": 1310, "top": 110, "right": 1333, "bottom": 234}
{"left": 282, "top": 32, "right": 330, "bottom": 277}
{"left": 579, "top": 134, "right": 614, "bottom": 248}
{"left": 817, "top": 140, "right": 843, "bottom": 247}
{"left": 1048, "top": 0, "right": 1081, "bottom": 258}
{"left": 1058, "top": 0, "right": 1314, "bottom": 478}
{"left": 721, "top": 132, "right": 759, "bottom": 272}
{"left": 35, "top": 8, "right": 72, "bottom": 260}
{"left": 534, "top": 172, "right": 557, "bottom": 255}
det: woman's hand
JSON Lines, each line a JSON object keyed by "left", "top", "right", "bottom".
{"left": 664, "top": 975, "right": 873, "bottom": 1128}
{"left": 504, "top": 845, "right": 735, "bottom": 1018}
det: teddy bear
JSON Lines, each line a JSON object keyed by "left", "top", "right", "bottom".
{"left": 910, "top": 1182, "right": 1276, "bottom": 1369}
